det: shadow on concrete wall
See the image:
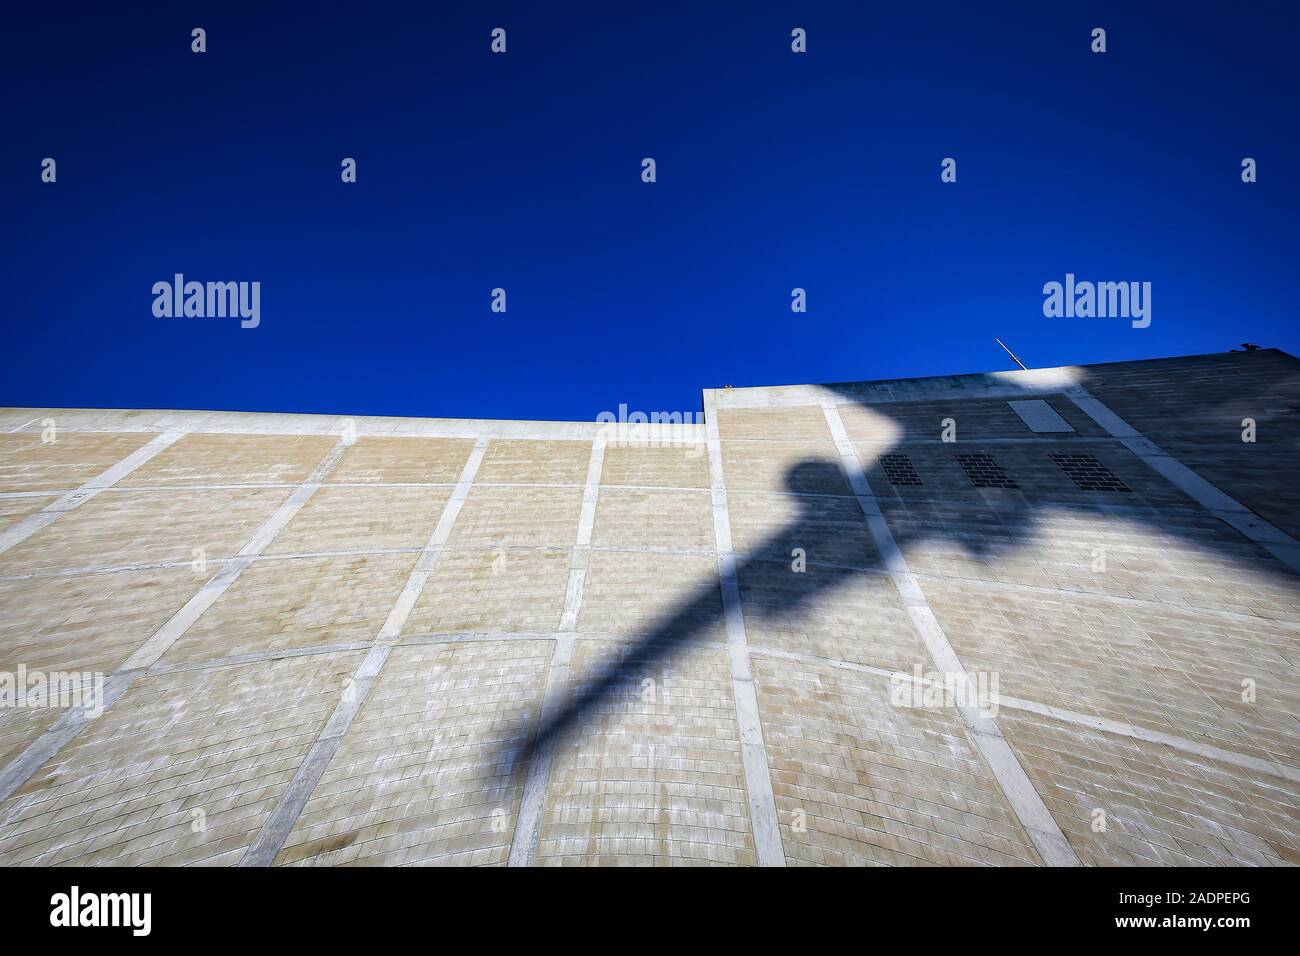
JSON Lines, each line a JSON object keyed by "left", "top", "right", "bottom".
{"left": 495, "top": 354, "right": 1300, "bottom": 826}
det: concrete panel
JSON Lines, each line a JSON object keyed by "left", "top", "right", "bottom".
{"left": 275, "top": 641, "right": 551, "bottom": 866}
{"left": 537, "top": 640, "right": 754, "bottom": 865}
{"left": 577, "top": 551, "right": 724, "bottom": 641}
{"left": 726, "top": 490, "right": 877, "bottom": 568}
{"left": 403, "top": 548, "right": 571, "bottom": 635}
{"left": 718, "top": 442, "right": 848, "bottom": 496}
{"left": 326, "top": 437, "right": 474, "bottom": 484}
{"left": 448, "top": 486, "right": 583, "bottom": 548}
{"left": 591, "top": 488, "right": 714, "bottom": 551}
{"left": 0, "top": 567, "right": 203, "bottom": 674}
{"left": 0, "top": 652, "right": 361, "bottom": 865}
{"left": 265, "top": 486, "right": 450, "bottom": 555}
{"left": 739, "top": 564, "right": 928, "bottom": 672}
{"left": 715, "top": 406, "right": 834, "bottom": 442}
{"left": 161, "top": 554, "right": 420, "bottom": 664}
{"left": 1008, "top": 399, "right": 1076, "bottom": 433}
{"left": 473, "top": 439, "right": 592, "bottom": 485}
{"left": 889, "top": 500, "right": 1300, "bottom": 619}
{"left": 1000, "top": 709, "right": 1299, "bottom": 866}
{"left": 752, "top": 657, "right": 1041, "bottom": 866}
{"left": 0, "top": 488, "right": 290, "bottom": 575}
{"left": 0, "top": 432, "right": 155, "bottom": 492}
{"left": 599, "top": 443, "right": 710, "bottom": 489}
{"left": 128, "top": 433, "right": 337, "bottom": 485}
{"left": 925, "top": 578, "right": 1300, "bottom": 768}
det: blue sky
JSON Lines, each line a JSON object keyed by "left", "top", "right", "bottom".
{"left": 2, "top": 2, "right": 1296, "bottom": 421}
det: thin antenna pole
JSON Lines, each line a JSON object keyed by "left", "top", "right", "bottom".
{"left": 995, "top": 338, "right": 1028, "bottom": 371}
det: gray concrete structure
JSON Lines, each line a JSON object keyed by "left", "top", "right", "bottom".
{"left": 0, "top": 349, "right": 1297, "bottom": 865}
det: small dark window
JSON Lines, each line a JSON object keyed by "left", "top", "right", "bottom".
{"left": 1050, "top": 453, "right": 1131, "bottom": 492}
{"left": 955, "top": 453, "right": 1018, "bottom": 489}
{"left": 879, "top": 453, "right": 923, "bottom": 486}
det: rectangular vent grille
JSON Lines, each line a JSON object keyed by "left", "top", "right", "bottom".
{"left": 956, "top": 453, "right": 1018, "bottom": 489}
{"left": 879, "top": 454, "right": 923, "bottom": 486}
{"left": 1050, "top": 453, "right": 1132, "bottom": 492}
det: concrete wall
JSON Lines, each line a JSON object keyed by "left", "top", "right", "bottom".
{"left": 0, "top": 349, "right": 1295, "bottom": 866}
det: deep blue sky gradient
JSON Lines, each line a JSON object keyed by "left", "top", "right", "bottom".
{"left": 3, "top": 2, "right": 1297, "bottom": 421}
